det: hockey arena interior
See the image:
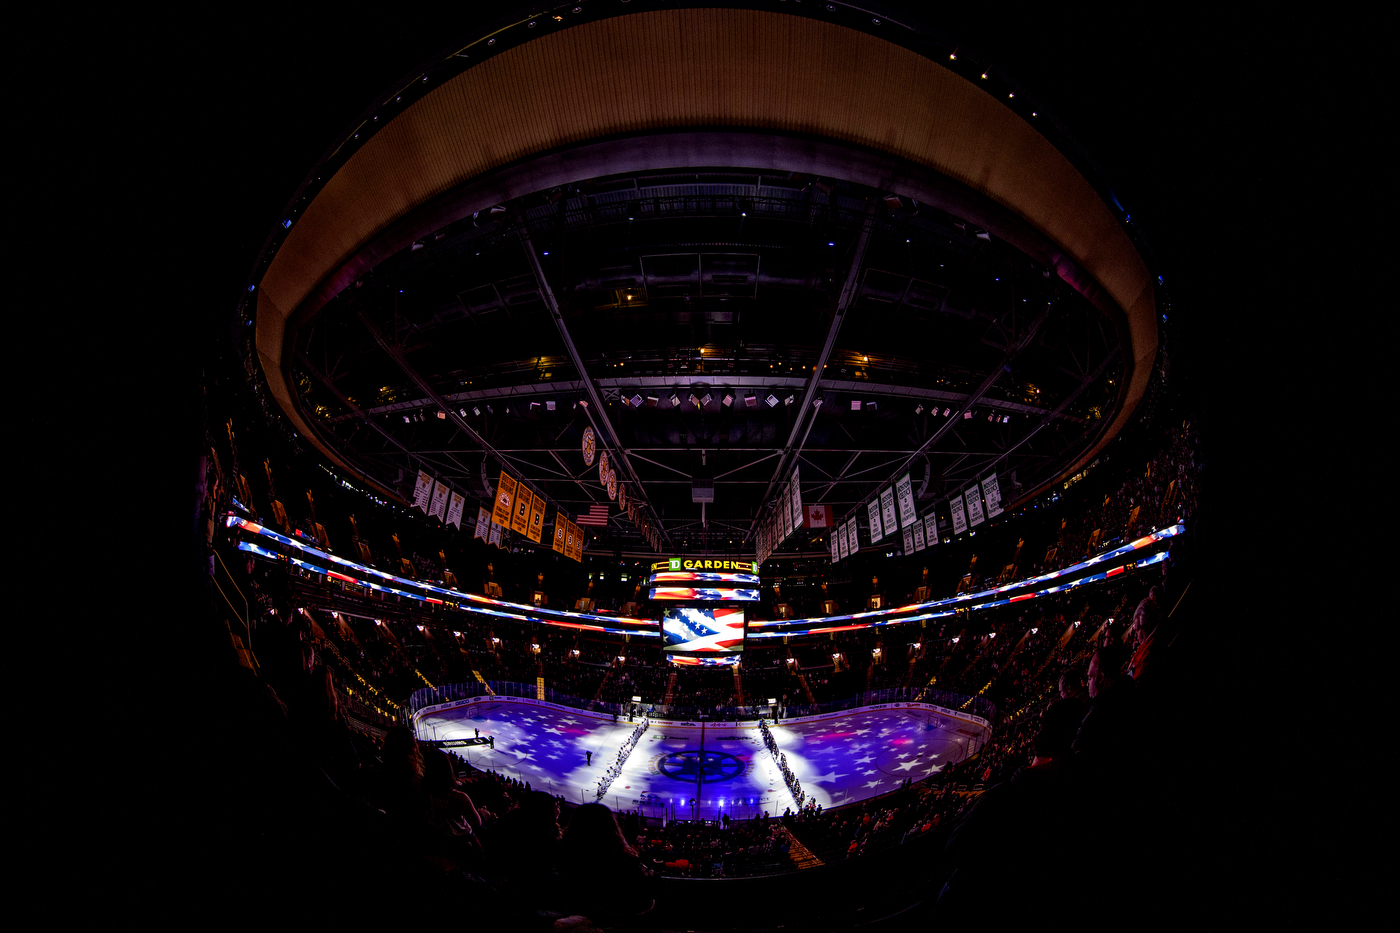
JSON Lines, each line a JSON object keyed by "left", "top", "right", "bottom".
{"left": 170, "top": 4, "right": 1233, "bottom": 928}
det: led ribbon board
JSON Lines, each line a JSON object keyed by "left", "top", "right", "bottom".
{"left": 648, "top": 587, "right": 760, "bottom": 601}
{"left": 648, "top": 571, "right": 760, "bottom": 585}
{"left": 745, "top": 550, "right": 1171, "bottom": 638}
{"left": 228, "top": 514, "right": 659, "bottom": 635}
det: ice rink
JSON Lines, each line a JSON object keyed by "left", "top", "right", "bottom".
{"left": 413, "top": 696, "right": 991, "bottom": 819}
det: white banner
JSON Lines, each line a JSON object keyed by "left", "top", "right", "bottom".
{"left": 901, "top": 525, "right": 914, "bottom": 553}
{"left": 790, "top": 466, "right": 803, "bottom": 529}
{"left": 429, "top": 481, "right": 449, "bottom": 521}
{"left": 866, "top": 499, "right": 884, "bottom": 543}
{"left": 950, "top": 494, "right": 967, "bottom": 534}
{"left": 781, "top": 487, "right": 793, "bottom": 540}
{"left": 924, "top": 512, "right": 939, "bottom": 547}
{"left": 488, "top": 523, "right": 502, "bottom": 546}
{"left": 913, "top": 520, "right": 926, "bottom": 551}
{"left": 447, "top": 491, "right": 465, "bottom": 529}
{"left": 965, "top": 486, "right": 986, "bottom": 527}
{"left": 413, "top": 470, "right": 434, "bottom": 511}
{"left": 895, "top": 473, "right": 917, "bottom": 528}
{"left": 473, "top": 506, "right": 490, "bottom": 541}
{"left": 880, "top": 487, "right": 898, "bottom": 534}
{"left": 830, "top": 530, "right": 840, "bottom": 563}
{"left": 982, "top": 473, "right": 1003, "bottom": 518}
{"left": 838, "top": 523, "right": 850, "bottom": 560}
{"left": 846, "top": 516, "right": 860, "bottom": 555}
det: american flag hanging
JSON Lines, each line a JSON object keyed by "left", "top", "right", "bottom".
{"left": 576, "top": 503, "right": 611, "bottom": 526}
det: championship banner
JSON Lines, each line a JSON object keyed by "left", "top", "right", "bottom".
{"left": 805, "top": 503, "right": 833, "bottom": 528}
{"left": 792, "top": 468, "right": 804, "bottom": 528}
{"left": 492, "top": 472, "right": 516, "bottom": 527}
{"left": 965, "top": 485, "right": 986, "bottom": 527}
{"left": 895, "top": 473, "right": 917, "bottom": 529}
{"left": 606, "top": 470, "right": 617, "bottom": 500}
{"left": 912, "top": 519, "right": 926, "bottom": 551}
{"left": 618, "top": 481, "right": 628, "bottom": 510}
{"left": 950, "top": 494, "right": 967, "bottom": 534}
{"left": 413, "top": 470, "right": 434, "bottom": 512}
{"left": 982, "top": 473, "right": 1003, "bottom": 518}
{"left": 488, "top": 523, "right": 502, "bottom": 547}
{"left": 511, "top": 482, "right": 532, "bottom": 534}
{"left": 867, "top": 499, "right": 884, "bottom": 543}
{"left": 429, "top": 481, "right": 449, "bottom": 521}
{"left": 564, "top": 521, "right": 576, "bottom": 560}
{"left": 474, "top": 507, "right": 490, "bottom": 541}
{"left": 572, "top": 520, "right": 586, "bottom": 560}
{"left": 552, "top": 514, "right": 567, "bottom": 553}
{"left": 901, "top": 525, "right": 914, "bottom": 553}
{"left": 781, "top": 491, "right": 793, "bottom": 540}
{"left": 845, "top": 516, "right": 859, "bottom": 555}
{"left": 581, "top": 426, "right": 596, "bottom": 467}
{"left": 924, "top": 512, "right": 939, "bottom": 547}
{"left": 447, "top": 491, "right": 465, "bottom": 529}
{"left": 837, "top": 523, "right": 850, "bottom": 560}
{"left": 879, "top": 487, "right": 898, "bottom": 533}
{"left": 598, "top": 450, "right": 610, "bottom": 484}
{"left": 527, "top": 491, "right": 545, "bottom": 542}
{"left": 830, "top": 531, "right": 840, "bottom": 563}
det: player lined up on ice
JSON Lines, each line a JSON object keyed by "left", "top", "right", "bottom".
{"left": 597, "top": 717, "right": 649, "bottom": 799}
{"left": 759, "top": 718, "right": 806, "bottom": 807}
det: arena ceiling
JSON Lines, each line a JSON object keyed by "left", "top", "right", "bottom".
{"left": 241, "top": 2, "right": 1161, "bottom": 557}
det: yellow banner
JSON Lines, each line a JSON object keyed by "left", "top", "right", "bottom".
{"left": 527, "top": 491, "right": 546, "bottom": 543}
{"left": 511, "top": 481, "right": 532, "bottom": 535}
{"left": 492, "top": 472, "right": 516, "bottom": 527}
{"left": 564, "top": 520, "right": 578, "bottom": 561}
{"left": 552, "top": 513, "right": 567, "bottom": 553}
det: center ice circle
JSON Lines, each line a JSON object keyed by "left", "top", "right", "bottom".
{"left": 657, "top": 751, "right": 746, "bottom": 783}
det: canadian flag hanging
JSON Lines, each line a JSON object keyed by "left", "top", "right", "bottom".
{"left": 805, "top": 504, "right": 834, "bottom": 528}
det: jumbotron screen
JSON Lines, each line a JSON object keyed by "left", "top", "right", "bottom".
{"left": 662, "top": 607, "right": 745, "bottom": 653}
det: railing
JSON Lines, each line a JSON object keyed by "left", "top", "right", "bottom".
{"left": 407, "top": 681, "right": 994, "bottom": 726}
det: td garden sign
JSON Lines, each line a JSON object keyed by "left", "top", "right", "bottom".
{"left": 651, "top": 558, "right": 758, "bottom": 573}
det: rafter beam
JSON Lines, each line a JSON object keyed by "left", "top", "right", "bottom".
{"left": 748, "top": 194, "right": 881, "bottom": 541}
{"left": 327, "top": 374, "right": 1084, "bottom": 425}
{"left": 516, "top": 212, "right": 672, "bottom": 549}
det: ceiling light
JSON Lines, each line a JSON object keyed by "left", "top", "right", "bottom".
{"left": 670, "top": 393, "right": 681, "bottom": 408}
{"left": 784, "top": 394, "right": 794, "bottom": 406}
{"left": 943, "top": 408, "right": 951, "bottom": 417}
{"left": 745, "top": 395, "right": 758, "bottom": 408}
{"left": 645, "top": 396, "right": 659, "bottom": 407}
{"left": 851, "top": 400, "right": 861, "bottom": 410}
{"left": 473, "top": 407, "right": 481, "bottom": 416}
{"left": 765, "top": 394, "right": 779, "bottom": 407}
{"left": 701, "top": 393, "right": 712, "bottom": 406}
{"left": 722, "top": 393, "right": 734, "bottom": 407}
{"left": 963, "top": 410, "right": 972, "bottom": 420}
{"left": 630, "top": 394, "right": 643, "bottom": 407}
{"left": 547, "top": 400, "right": 557, "bottom": 411}
{"left": 915, "top": 404, "right": 924, "bottom": 414}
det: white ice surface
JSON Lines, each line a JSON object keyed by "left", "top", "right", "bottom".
{"left": 415, "top": 699, "right": 988, "bottom": 819}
